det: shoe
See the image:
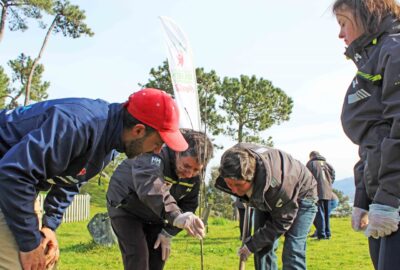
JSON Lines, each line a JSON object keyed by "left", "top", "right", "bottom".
{"left": 309, "top": 232, "right": 317, "bottom": 238}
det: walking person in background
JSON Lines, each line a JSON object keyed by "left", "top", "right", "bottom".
{"left": 107, "top": 129, "right": 213, "bottom": 270}
{"left": 306, "top": 151, "right": 335, "bottom": 239}
{"left": 215, "top": 143, "right": 317, "bottom": 270}
{"left": 0, "top": 88, "right": 188, "bottom": 270}
{"left": 333, "top": 0, "right": 400, "bottom": 269}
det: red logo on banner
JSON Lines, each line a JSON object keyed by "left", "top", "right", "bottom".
{"left": 177, "top": 53, "right": 184, "bottom": 66}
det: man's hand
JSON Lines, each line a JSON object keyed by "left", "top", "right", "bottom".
{"left": 365, "top": 204, "right": 400, "bottom": 239}
{"left": 173, "top": 212, "right": 205, "bottom": 239}
{"left": 19, "top": 244, "right": 46, "bottom": 270}
{"left": 40, "top": 227, "right": 60, "bottom": 268}
{"left": 153, "top": 229, "right": 172, "bottom": 261}
{"left": 237, "top": 244, "right": 252, "bottom": 261}
{"left": 351, "top": 207, "right": 369, "bottom": 231}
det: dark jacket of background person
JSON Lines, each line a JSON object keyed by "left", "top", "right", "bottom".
{"left": 107, "top": 147, "right": 199, "bottom": 235}
{"left": 306, "top": 153, "right": 335, "bottom": 200}
{"left": 0, "top": 98, "right": 121, "bottom": 252}
{"left": 341, "top": 16, "right": 400, "bottom": 210}
{"left": 215, "top": 143, "right": 317, "bottom": 252}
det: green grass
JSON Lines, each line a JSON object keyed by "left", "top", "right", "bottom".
{"left": 55, "top": 209, "right": 374, "bottom": 270}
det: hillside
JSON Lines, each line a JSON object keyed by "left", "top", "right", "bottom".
{"left": 333, "top": 177, "right": 355, "bottom": 202}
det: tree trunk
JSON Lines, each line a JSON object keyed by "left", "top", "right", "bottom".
{"left": 238, "top": 124, "right": 243, "bottom": 143}
{"left": 0, "top": 2, "right": 7, "bottom": 43}
{"left": 24, "top": 16, "right": 57, "bottom": 105}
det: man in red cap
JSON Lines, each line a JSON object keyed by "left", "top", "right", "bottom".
{"left": 0, "top": 88, "right": 187, "bottom": 270}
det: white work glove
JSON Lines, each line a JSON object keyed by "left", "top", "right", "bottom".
{"left": 351, "top": 207, "right": 369, "bottom": 231}
{"left": 173, "top": 212, "right": 205, "bottom": 239}
{"left": 237, "top": 244, "right": 252, "bottom": 261}
{"left": 364, "top": 204, "right": 400, "bottom": 239}
{"left": 154, "top": 229, "right": 172, "bottom": 261}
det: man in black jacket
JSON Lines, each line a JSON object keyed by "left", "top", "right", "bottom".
{"left": 107, "top": 129, "right": 213, "bottom": 270}
{"left": 306, "top": 151, "right": 335, "bottom": 239}
{"left": 216, "top": 143, "right": 317, "bottom": 270}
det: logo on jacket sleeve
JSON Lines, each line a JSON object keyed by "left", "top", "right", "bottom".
{"left": 77, "top": 168, "right": 87, "bottom": 176}
{"left": 275, "top": 198, "right": 283, "bottom": 208}
{"left": 348, "top": 89, "right": 371, "bottom": 104}
{"left": 151, "top": 156, "right": 162, "bottom": 167}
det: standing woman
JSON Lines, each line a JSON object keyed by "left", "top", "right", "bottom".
{"left": 333, "top": 0, "right": 400, "bottom": 269}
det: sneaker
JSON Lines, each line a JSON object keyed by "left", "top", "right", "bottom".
{"left": 309, "top": 231, "right": 318, "bottom": 238}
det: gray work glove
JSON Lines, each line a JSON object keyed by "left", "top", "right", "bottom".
{"left": 351, "top": 207, "right": 369, "bottom": 231}
{"left": 173, "top": 212, "right": 205, "bottom": 239}
{"left": 154, "top": 229, "right": 172, "bottom": 261}
{"left": 364, "top": 204, "right": 400, "bottom": 239}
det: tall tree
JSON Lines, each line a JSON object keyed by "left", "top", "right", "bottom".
{"left": 24, "top": 0, "right": 93, "bottom": 105}
{"left": 0, "top": 0, "right": 53, "bottom": 43}
{"left": 0, "top": 53, "right": 49, "bottom": 109}
{"left": 218, "top": 75, "right": 293, "bottom": 144}
{"left": 140, "top": 60, "right": 225, "bottom": 136}
{"left": 0, "top": 66, "right": 9, "bottom": 108}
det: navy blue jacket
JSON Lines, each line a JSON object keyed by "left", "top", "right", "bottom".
{"left": 0, "top": 98, "right": 124, "bottom": 252}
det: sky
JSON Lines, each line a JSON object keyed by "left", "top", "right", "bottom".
{"left": 0, "top": 0, "right": 359, "bottom": 180}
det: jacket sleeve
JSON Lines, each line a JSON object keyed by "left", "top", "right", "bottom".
{"left": 375, "top": 50, "right": 400, "bottom": 208}
{"left": 327, "top": 163, "right": 336, "bottom": 183}
{"left": 245, "top": 200, "right": 298, "bottom": 253}
{"left": 306, "top": 161, "right": 318, "bottom": 179}
{"left": 353, "top": 157, "right": 370, "bottom": 210}
{"left": 130, "top": 156, "right": 182, "bottom": 225}
{"left": 164, "top": 177, "right": 201, "bottom": 236}
{"left": 42, "top": 183, "right": 83, "bottom": 230}
{"left": 0, "top": 112, "right": 91, "bottom": 252}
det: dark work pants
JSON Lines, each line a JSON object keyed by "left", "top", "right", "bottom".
{"left": 314, "top": 199, "right": 330, "bottom": 239}
{"left": 368, "top": 222, "right": 400, "bottom": 270}
{"left": 110, "top": 215, "right": 165, "bottom": 270}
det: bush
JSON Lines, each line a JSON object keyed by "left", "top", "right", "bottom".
{"left": 210, "top": 217, "right": 229, "bottom": 226}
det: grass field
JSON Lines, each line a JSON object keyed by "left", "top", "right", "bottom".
{"left": 55, "top": 208, "right": 374, "bottom": 270}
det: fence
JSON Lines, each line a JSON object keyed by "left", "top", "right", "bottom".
{"left": 36, "top": 194, "right": 91, "bottom": 223}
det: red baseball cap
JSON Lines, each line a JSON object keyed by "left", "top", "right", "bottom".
{"left": 124, "top": 88, "right": 188, "bottom": 152}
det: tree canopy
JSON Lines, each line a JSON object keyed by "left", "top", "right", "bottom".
{"left": 218, "top": 75, "right": 293, "bottom": 144}
{"left": 24, "top": 0, "right": 93, "bottom": 105}
{"left": 0, "top": 0, "right": 53, "bottom": 43}
{"left": 0, "top": 53, "right": 49, "bottom": 109}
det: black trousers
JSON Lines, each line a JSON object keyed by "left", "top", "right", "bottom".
{"left": 369, "top": 222, "right": 400, "bottom": 270}
{"left": 110, "top": 215, "right": 165, "bottom": 270}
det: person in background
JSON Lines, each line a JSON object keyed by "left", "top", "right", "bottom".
{"left": 107, "top": 129, "right": 213, "bottom": 270}
{"left": 329, "top": 191, "right": 340, "bottom": 217}
{"left": 306, "top": 151, "right": 335, "bottom": 239}
{"left": 215, "top": 143, "right": 317, "bottom": 270}
{"left": 310, "top": 191, "right": 340, "bottom": 238}
{"left": 0, "top": 88, "right": 188, "bottom": 270}
{"left": 333, "top": 0, "right": 400, "bottom": 269}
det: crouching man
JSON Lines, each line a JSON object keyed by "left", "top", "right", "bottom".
{"left": 107, "top": 129, "right": 213, "bottom": 270}
{"left": 215, "top": 143, "right": 317, "bottom": 270}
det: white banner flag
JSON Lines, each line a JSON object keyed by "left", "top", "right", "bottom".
{"left": 159, "top": 16, "right": 201, "bottom": 131}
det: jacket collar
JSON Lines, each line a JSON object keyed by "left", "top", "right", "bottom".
{"left": 103, "top": 103, "right": 124, "bottom": 153}
{"left": 345, "top": 16, "right": 400, "bottom": 61}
